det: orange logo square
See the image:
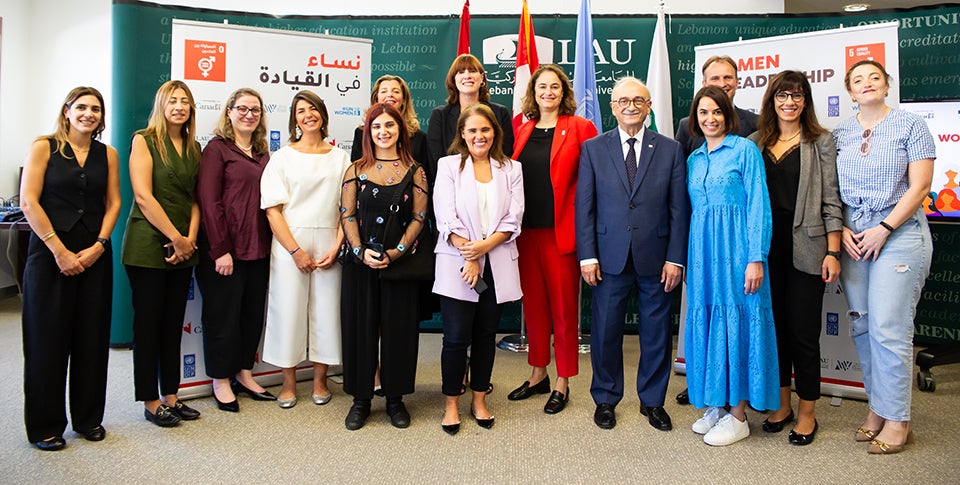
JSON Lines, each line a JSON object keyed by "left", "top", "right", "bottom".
{"left": 845, "top": 43, "right": 885, "bottom": 71}
{"left": 184, "top": 39, "right": 226, "bottom": 82}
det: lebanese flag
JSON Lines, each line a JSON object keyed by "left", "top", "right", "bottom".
{"left": 512, "top": 0, "right": 539, "bottom": 131}
{"left": 457, "top": 1, "right": 470, "bottom": 55}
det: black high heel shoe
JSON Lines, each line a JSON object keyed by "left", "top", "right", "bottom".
{"left": 232, "top": 379, "right": 277, "bottom": 401}
{"left": 214, "top": 394, "right": 239, "bottom": 413}
{"left": 471, "top": 406, "right": 495, "bottom": 429}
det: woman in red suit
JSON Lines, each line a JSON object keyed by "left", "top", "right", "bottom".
{"left": 508, "top": 65, "right": 598, "bottom": 413}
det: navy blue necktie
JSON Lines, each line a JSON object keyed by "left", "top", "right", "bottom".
{"left": 625, "top": 137, "right": 637, "bottom": 187}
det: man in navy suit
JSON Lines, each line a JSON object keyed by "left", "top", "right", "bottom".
{"left": 576, "top": 77, "right": 690, "bottom": 431}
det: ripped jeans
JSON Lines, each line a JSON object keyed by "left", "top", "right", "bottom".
{"left": 841, "top": 207, "right": 932, "bottom": 422}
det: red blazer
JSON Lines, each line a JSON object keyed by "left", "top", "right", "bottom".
{"left": 512, "top": 115, "right": 598, "bottom": 255}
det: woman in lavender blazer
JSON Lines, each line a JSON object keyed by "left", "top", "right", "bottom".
{"left": 433, "top": 103, "right": 524, "bottom": 435}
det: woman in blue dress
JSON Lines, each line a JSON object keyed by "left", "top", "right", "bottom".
{"left": 684, "top": 85, "right": 779, "bottom": 447}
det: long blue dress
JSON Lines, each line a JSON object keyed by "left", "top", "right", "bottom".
{"left": 685, "top": 134, "right": 780, "bottom": 411}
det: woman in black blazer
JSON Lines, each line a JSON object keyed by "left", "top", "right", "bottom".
{"left": 427, "top": 54, "right": 514, "bottom": 188}
{"left": 749, "top": 70, "right": 842, "bottom": 446}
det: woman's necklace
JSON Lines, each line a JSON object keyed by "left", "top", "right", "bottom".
{"left": 777, "top": 130, "right": 801, "bottom": 143}
{"left": 235, "top": 140, "right": 252, "bottom": 151}
{"left": 375, "top": 157, "right": 400, "bottom": 161}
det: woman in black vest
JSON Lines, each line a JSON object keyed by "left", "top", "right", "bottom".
{"left": 121, "top": 80, "right": 202, "bottom": 428}
{"left": 20, "top": 86, "right": 121, "bottom": 450}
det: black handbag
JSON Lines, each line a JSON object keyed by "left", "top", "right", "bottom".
{"left": 379, "top": 164, "right": 436, "bottom": 281}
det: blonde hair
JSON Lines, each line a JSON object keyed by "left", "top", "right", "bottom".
{"left": 41, "top": 86, "right": 106, "bottom": 158}
{"left": 213, "top": 88, "right": 268, "bottom": 154}
{"left": 370, "top": 75, "right": 421, "bottom": 135}
{"left": 141, "top": 80, "right": 200, "bottom": 165}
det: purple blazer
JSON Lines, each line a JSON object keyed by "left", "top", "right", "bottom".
{"left": 432, "top": 154, "right": 524, "bottom": 303}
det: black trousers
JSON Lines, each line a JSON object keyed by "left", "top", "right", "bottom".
{"left": 125, "top": 265, "right": 193, "bottom": 401}
{"left": 22, "top": 226, "right": 112, "bottom": 442}
{"left": 341, "top": 263, "right": 420, "bottom": 400}
{"left": 768, "top": 217, "right": 826, "bottom": 401}
{"left": 439, "top": 261, "right": 501, "bottom": 397}
{"left": 195, "top": 248, "right": 269, "bottom": 379}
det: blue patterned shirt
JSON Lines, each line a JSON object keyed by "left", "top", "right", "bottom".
{"left": 833, "top": 108, "right": 936, "bottom": 221}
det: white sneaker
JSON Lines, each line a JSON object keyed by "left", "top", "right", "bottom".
{"left": 703, "top": 413, "right": 750, "bottom": 446}
{"left": 692, "top": 406, "right": 727, "bottom": 435}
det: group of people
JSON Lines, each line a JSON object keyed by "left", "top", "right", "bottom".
{"left": 20, "top": 52, "right": 933, "bottom": 455}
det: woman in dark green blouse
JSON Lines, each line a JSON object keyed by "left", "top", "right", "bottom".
{"left": 121, "top": 80, "right": 202, "bottom": 428}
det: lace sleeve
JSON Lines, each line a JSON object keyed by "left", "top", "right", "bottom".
{"left": 395, "top": 164, "right": 430, "bottom": 257}
{"left": 340, "top": 164, "right": 364, "bottom": 258}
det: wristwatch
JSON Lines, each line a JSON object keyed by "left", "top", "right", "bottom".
{"left": 96, "top": 237, "right": 110, "bottom": 248}
{"left": 826, "top": 251, "right": 841, "bottom": 260}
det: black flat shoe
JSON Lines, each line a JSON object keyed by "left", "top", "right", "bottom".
{"left": 507, "top": 376, "right": 551, "bottom": 401}
{"left": 471, "top": 406, "right": 495, "bottom": 429}
{"left": 594, "top": 403, "right": 617, "bottom": 429}
{"left": 345, "top": 401, "right": 371, "bottom": 430}
{"left": 676, "top": 388, "right": 690, "bottom": 405}
{"left": 442, "top": 422, "right": 461, "bottom": 435}
{"left": 144, "top": 404, "right": 181, "bottom": 427}
{"left": 762, "top": 410, "right": 795, "bottom": 433}
{"left": 788, "top": 420, "right": 819, "bottom": 446}
{"left": 544, "top": 389, "right": 569, "bottom": 414}
{"left": 171, "top": 400, "right": 201, "bottom": 420}
{"left": 232, "top": 379, "right": 277, "bottom": 401}
{"left": 34, "top": 436, "right": 66, "bottom": 451}
{"left": 78, "top": 425, "right": 106, "bottom": 441}
{"left": 640, "top": 406, "right": 673, "bottom": 431}
{"left": 215, "top": 394, "right": 239, "bottom": 412}
{"left": 387, "top": 400, "right": 411, "bottom": 429}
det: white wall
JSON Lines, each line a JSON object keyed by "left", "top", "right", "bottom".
{"left": 0, "top": 0, "right": 112, "bottom": 198}
{"left": 0, "top": 0, "right": 786, "bottom": 198}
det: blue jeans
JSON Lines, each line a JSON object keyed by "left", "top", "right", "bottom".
{"left": 841, "top": 207, "right": 931, "bottom": 421}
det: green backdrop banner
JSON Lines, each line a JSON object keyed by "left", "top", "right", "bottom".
{"left": 110, "top": 1, "right": 960, "bottom": 344}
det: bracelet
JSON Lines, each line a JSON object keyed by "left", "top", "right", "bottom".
{"left": 39, "top": 231, "right": 56, "bottom": 242}
{"left": 288, "top": 247, "right": 301, "bottom": 255}
{"left": 879, "top": 221, "right": 895, "bottom": 232}
{"left": 826, "top": 250, "right": 841, "bottom": 261}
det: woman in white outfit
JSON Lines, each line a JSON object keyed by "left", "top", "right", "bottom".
{"left": 261, "top": 90, "right": 351, "bottom": 408}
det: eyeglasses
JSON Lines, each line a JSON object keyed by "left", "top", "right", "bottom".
{"left": 860, "top": 129, "right": 872, "bottom": 156}
{"left": 231, "top": 105, "right": 262, "bottom": 116}
{"left": 774, "top": 91, "right": 805, "bottom": 102}
{"left": 615, "top": 97, "right": 650, "bottom": 109}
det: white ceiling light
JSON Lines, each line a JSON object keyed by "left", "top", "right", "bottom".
{"left": 843, "top": 3, "right": 870, "bottom": 12}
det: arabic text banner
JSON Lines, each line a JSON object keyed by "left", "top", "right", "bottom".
{"left": 171, "top": 19, "right": 372, "bottom": 152}
{"left": 164, "top": 20, "right": 371, "bottom": 396}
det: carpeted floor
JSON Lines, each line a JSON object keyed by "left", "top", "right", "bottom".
{"left": 0, "top": 295, "right": 957, "bottom": 483}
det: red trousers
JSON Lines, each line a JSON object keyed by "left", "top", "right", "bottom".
{"left": 517, "top": 228, "right": 580, "bottom": 377}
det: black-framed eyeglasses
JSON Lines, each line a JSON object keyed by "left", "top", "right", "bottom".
{"left": 231, "top": 105, "right": 262, "bottom": 116}
{"left": 860, "top": 129, "right": 872, "bottom": 156}
{"left": 615, "top": 97, "right": 650, "bottom": 108}
{"left": 774, "top": 91, "right": 805, "bottom": 102}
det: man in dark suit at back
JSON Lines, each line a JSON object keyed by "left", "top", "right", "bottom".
{"left": 675, "top": 55, "right": 759, "bottom": 157}
{"left": 576, "top": 77, "right": 690, "bottom": 431}
{"left": 673, "top": 54, "right": 758, "bottom": 406}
